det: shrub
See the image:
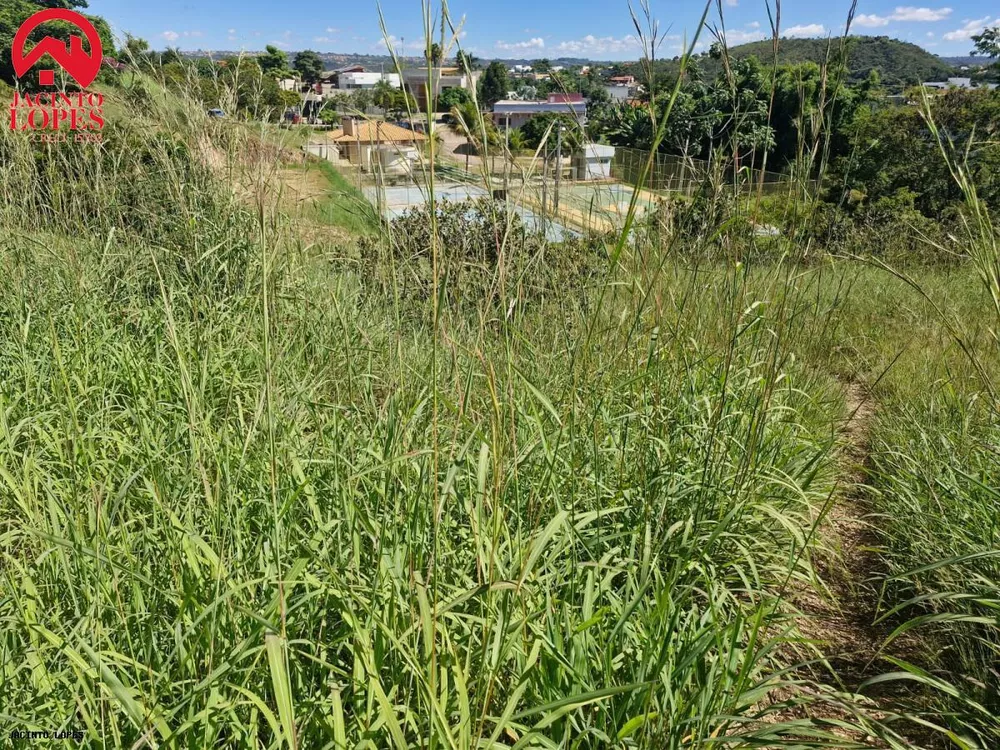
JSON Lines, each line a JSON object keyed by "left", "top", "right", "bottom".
{"left": 358, "top": 199, "right": 606, "bottom": 308}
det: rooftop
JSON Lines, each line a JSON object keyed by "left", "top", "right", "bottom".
{"left": 326, "top": 121, "right": 427, "bottom": 143}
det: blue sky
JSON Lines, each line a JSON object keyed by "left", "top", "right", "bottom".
{"left": 91, "top": 0, "right": 998, "bottom": 59}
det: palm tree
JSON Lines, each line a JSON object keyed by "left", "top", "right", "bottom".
{"left": 507, "top": 127, "right": 527, "bottom": 154}
{"left": 456, "top": 50, "right": 478, "bottom": 71}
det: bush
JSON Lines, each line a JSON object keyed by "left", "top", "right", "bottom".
{"left": 436, "top": 86, "right": 471, "bottom": 112}
{"left": 358, "top": 199, "right": 605, "bottom": 308}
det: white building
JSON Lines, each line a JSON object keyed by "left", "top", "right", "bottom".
{"left": 605, "top": 84, "right": 632, "bottom": 102}
{"left": 922, "top": 77, "right": 998, "bottom": 91}
{"left": 336, "top": 71, "right": 401, "bottom": 90}
{"left": 573, "top": 144, "right": 615, "bottom": 180}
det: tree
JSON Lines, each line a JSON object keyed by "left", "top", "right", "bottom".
{"left": 507, "top": 127, "right": 527, "bottom": 152}
{"left": 259, "top": 45, "right": 290, "bottom": 78}
{"left": 351, "top": 88, "right": 373, "bottom": 113}
{"left": 456, "top": 50, "right": 478, "bottom": 71}
{"left": 294, "top": 50, "right": 324, "bottom": 83}
{"left": 119, "top": 34, "right": 149, "bottom": 64}
{"left": 2, "top": 0, "right": 113, "bottom": 85}
{"left": 479, "top": 61, "right": 510, "bottom": 108}
{"left": 449, "top": 99, "right": 500, "bottom": 151}
{"left": 437, "top": 85, "right": 471, "bottom": 112}
{"left": 972, "top": 27, "right": 999, "bottom": 58}
{"left": 31, "top": 0, "right": 89, "bottom": 8}
{"left": 387, "top": 88, "right": 416, "bottom": 119}
{"left": 429, "top": 43, "right": 444, "bottom": 66}
{"left": 520, "top": 113, "right": 582, "bottom": 151}
{"left": 534, "top": 58, "right": 551, "bottom": 73}
{"left": 372, "top": 79, "right": 397, "bottom": 110}
{"left": 159, "top": 47, "right": 184, "bottom": 66}
{"left": 972, "top": 27, "right": 1000, "bottom": 79}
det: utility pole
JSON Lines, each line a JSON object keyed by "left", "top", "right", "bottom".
{"left": 504, "top": 114, "right": 510, "bottom": 197}
{"left": 540, "top": 146, "right": 548, "bottom": 237}
{"left": 554, "top": 125, "right": 562, "bottom": 212}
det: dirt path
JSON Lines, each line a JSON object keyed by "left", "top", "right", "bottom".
{"left": 804, "top": 381, "right": 888, "bottom": 690}
{"left": 786, "top": 381, "right": 942, "bottom": 747}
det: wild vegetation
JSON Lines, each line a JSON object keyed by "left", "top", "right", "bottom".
{"left": 612, "top": 36, "right": 959, "bottom": 92}
{"left": 1, "top": 1, "right": 999, "bottom": 748}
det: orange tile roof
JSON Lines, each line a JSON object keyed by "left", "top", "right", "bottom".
{"left": 326, "top": 121, "right": 427, "bottom": 143}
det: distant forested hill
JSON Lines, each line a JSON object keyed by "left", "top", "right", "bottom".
{"left": 729, "top": 36, "right": 955, "bottom": 86}
{"left": 616, "top": 36, "right": 955, "bottom": 92}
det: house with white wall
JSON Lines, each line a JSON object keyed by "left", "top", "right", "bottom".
{"left": 493, "top": 93, "right": 588, "bottom": 129}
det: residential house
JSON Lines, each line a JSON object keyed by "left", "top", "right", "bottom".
{"left": 324, "top": 118, "right": 427, "bottom": 172}
{"left": 605, "top": 84, "right": 633, "bottom": 102}
{"left": 402, "top": 67, "right": 482, "bottom": 111}
{"left": 493, "top": 93, "right": 588, "bottom": 129}
{"left": 318, "top": 65, "right": 401, "bottom": 94}
{"left": 921, "top": 77, "right": 997, "bottom": 91}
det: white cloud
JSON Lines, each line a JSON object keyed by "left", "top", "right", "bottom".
{"left": 553, "top": 34, "right": 642, "bottom": 55}
{"left": 855, "top": 14, "right": 890, "bottom": 27}
{"left": 268, "top": 41, "right": 289, "bottom": 48}
{"left": 161, "top": 29, "right": 202, "bottom": 41}
{"left": 375, "top": 35, "right": 425, "bottom": 51}
{"left": 326, "top": 27, "right": 340, "bottom": 33}
{"left": 720, "top": 25, "right": 768, "bottom": 44}
{"left": 927, "top": 31, "right": 935, "bottom": 37}
{"left": 725, "top": 0, "right": 739, "bottom": 6}
{"left": 495, "top": 37, "right": 546, "bottom": 52}
{"left": 942, "top": 16, "right": 998, "bottom": 40}
{"left": 227, "top": 28, "right": 236, "bottom": 34}
{"left": 313, "top": 36, "right": 333, "bottom": 43}
{"left": 890, "top": 6, "right": 952, "bottom": 22}
{"left": 786, "top": 23, "right": 826, "bottom": 37}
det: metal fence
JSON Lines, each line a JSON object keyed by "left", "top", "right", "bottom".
{"left": 611, "top": 147, "right": 813, "bottom": 196}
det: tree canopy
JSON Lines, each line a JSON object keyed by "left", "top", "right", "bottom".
{"left": 1, "top": 0, "right": 113, "bottom": 86}
{"left": 437, "top": 85, "right": 471, "bottom": 112}
{"left": 613, "top": 36, "right": 956, "bottom": 94}
{"left": 479, "top": 61, "right": 509, "bottom": 108}
{"left": 456, "top": 50, "right": 478, "bottom": 71}
{"left": 31, "top": 0, "right": 90, "bottom": 8}
{"left": 293, "top": 50, "right": 324, "bottom": 83}
{"left": 259, "top": 45, "right": 291, "bottom": 78}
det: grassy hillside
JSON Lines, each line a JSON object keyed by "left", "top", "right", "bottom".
{"left": 1, "top": 40, "right": 999, "bottom": 750}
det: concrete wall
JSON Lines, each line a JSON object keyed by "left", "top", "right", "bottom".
{"left": 338, "top": 72, "right": 402, "bottom": 89}
{"left": 304, "top": 142, "right": 342, "bottom": 163}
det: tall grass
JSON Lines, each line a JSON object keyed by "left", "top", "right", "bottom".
{"left": 1, "top": 2, "right": 998, "bottom": 748}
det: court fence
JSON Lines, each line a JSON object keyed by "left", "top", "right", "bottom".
{"left": 610, "top": 147, "right": 817, "bottom": 197}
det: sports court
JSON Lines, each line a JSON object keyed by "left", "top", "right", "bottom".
{"left": 364, "top": 183, "right": 580, "bottom": 242}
